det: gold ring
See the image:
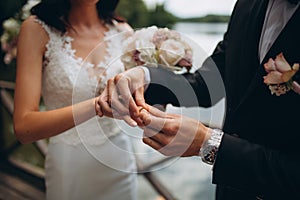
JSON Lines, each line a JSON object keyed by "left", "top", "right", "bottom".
{"left": 139, "top": 107, "right": 145, "bottom": 113}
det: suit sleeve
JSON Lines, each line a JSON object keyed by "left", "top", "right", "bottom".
{"left": 144, "top": 38, "right": 228, "bottom": 108}
{"left": 213, "top": 134, "right": 300, "bottom": 198}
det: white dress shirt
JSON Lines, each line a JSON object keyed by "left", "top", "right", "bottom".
{"left": 259, "top": 0, "right": 299, "bottom": 63}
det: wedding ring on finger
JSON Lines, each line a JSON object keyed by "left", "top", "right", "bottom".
{"left": 139, "top": 107, "right": 145, "bottom": 113}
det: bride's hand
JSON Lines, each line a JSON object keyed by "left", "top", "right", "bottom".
{"left": 96, "top": 86, "right": 138, "bottom": 127}
{"left": 292, "top": 81, "right": 300, "bottom": 94}
{"left": 98, "top": 67, "right": 148, "bottom": 126}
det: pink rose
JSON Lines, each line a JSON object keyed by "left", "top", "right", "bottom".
{"left": 263, "top": 53, "right": 299, "bottom": 84}
{"left": 263, "top": 53, "right": 299, "bottom": 96}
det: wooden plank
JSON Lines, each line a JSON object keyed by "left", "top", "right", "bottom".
{"left": 0, "top": 160, "right": 45, "bottom": 192}
{"left": 0, "top": 171, "right": 45, "bottom": 200}
{"left": 8, "top": 157, "right": 45, "bottom": 179}
{"left": 0, "top": 104, "right": 4, "bottom": 152}
{"left": 0, "top": 81, "right": 15, "bottom": 90}
{"left": 0, "top": 89, "right": 14, "bottom": 114}
{"left": 143, "top": 172, "right": 176, "bottom": 200}
{"left": 0, "top": 184, "right": 32, "bottom": 200}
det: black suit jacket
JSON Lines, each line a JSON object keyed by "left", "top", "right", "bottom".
{"left": 144, "top": 0, "right": 300, "bottom": 199}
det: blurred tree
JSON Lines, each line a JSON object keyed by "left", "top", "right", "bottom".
{"left": 180, "top": 14, "right": 230, "bottom": 23}
{"left": 116, "top": 0, "right": 149, "bottom": 28}
{"left": 116, "top": 0, "right": 177, "bottom": 29}
{"left": 147, "top": 4, "right": 178, "bottom": 28}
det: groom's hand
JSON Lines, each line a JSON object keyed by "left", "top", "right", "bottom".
{"left": 139, "top": 106, "right": 210, "bottom": 157}
{"left": 97, "top": 67, "right": 148, "bottom": 126}
{"left": 292, "top": 81, "right": 300, "bottom": 94}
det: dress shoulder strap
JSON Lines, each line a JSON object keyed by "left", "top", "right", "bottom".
{"left": 34, "top": 18, "right": 61, "bottom": 39}
{"left": 112, "top": 19, "right": 134, "bottom": 34}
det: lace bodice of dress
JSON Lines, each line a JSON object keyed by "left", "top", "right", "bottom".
{"left": 36, "top": 19, "right": 126, "bottom": 145}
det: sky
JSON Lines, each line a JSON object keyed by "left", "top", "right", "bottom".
{"left": 143, "top": 0, "right": 237, "bottom": 18}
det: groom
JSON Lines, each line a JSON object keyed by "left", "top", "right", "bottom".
{"left": 97, "top": 0, "right": 300, "bottom": 199}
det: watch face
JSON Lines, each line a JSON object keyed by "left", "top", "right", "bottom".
{"left": 201, "top": 145, "right": 218, "bottom": 165}
{"left": 200, "top": 129, "right": 223, "bottom": 165}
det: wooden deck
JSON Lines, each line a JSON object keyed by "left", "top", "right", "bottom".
{"left": 0, "top": 160, "right": 45, "bottom": 200}
{"left": 0, "top": 80, "right": 46, "bottom": 199}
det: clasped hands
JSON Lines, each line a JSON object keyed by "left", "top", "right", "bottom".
{"left": 95, "top": 67, "right": 210, "bottom": 157}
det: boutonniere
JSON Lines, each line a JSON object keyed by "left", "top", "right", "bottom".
{"left": 263, "top": 53, "right": 300, "bottom": 96}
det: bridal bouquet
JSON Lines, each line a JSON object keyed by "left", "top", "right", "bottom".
{"left": 1, "top": 18, "right": 20, "bottom": 65}
{"left": 1, "top": 0, "right": 40, "bottom": 65}
{"left": 263, "top": 53, "right": 300, "bottom": 96}
{"left": 121, "top": 26, "right": 193, "bottom": 72}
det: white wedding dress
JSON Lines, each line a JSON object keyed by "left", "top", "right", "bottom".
{"left": 36, "top": 19, "right": 137, "bottom": 200}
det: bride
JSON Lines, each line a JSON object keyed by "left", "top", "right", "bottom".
{"left": 13, "top": 0, "right": 137, "bottom": 199}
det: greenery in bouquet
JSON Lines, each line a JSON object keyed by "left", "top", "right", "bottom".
{"left": 121, "top": 26, "right": 193, "bottom": 72}
{"left": 1, "top": 0, "right": 40, "bottom": 65}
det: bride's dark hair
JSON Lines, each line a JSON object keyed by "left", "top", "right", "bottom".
{"left": 31, "top": 0, "right": 124, "bottom": 33}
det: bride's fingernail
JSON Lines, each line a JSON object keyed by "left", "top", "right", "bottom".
{"left": 131, "top": 121, "right": 137, "bottom": 127}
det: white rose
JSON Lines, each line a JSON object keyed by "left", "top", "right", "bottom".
{"left": 135, "top": 40, "right": 156, "bottom": 64}
{"left": 21, "top": 0, "right": 40, "bottom": 20}
{"left": 158, "top": 39, "right": 185, "bottom": 66}
{"left": 122, "top": 26, "right": 157, "bottom": 59}
{"left": 135, "top": 26, "right": 158, "bottom": 41}
{"left": 1, "top": 32, "right": 9, "bottom": 44}
{"left": 121, "top": 52, "right": 135, "bottom": 69}
{"left": 3, "top": 18, "right": 20, "bottom": 34}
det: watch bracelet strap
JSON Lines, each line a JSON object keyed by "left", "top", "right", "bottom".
{"left": 199, "top": 129, "right": 224, "bottom": 165}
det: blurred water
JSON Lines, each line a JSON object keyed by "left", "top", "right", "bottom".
{"left": 124, "top": 22, "right": 228, "bottom": 200}
{"left": 174, "top": 22, "right": 228, "bottom": 54}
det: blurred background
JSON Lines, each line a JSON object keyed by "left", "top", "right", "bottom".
{"left": 0, "top": 0, "right": 236, "bottom": 199}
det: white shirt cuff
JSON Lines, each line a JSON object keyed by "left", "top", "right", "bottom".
{"left": 140, "top": 66, "right": 151, "bottom": 90}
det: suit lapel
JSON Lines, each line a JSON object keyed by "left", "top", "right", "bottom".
{"left": 234, "top": 0, "right": 268, "bottom": 100}
{"left": 236, "top": 4, "right": 300, "bottom": 108}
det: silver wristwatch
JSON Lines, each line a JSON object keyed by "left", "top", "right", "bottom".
{"left": 199, "top": 129, "right": 224, "bottom": 165}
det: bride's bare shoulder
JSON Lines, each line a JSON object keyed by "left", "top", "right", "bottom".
{"left": 20, "top": 15, "right": 49, "bottom": 41}
{"left": 119, "top": 22, "right": 133, "bottom": 31}
{"left": 113, "top": 20, "right": 134, "bottom": 33}
{"left": 19, "top": 16, "right": 49, "bottom": 45}
{"left": 18, "top": 16, "right": 49, "bottom": 53}
{"left": 22, "top": 16, "right": 42, "bottom": 29}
